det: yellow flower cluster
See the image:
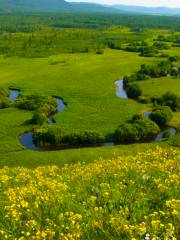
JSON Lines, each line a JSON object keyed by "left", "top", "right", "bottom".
{"left": 0, "top": 147, "right": 179, "bottom": 239}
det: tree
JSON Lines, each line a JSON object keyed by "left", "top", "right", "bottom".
{"left": 150, "top": 106, "right": 173, "bottom": 127}
{"left": 126, "top": 84, "right": 142, "bottom": 99}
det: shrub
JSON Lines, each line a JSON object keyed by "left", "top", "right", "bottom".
{"left": 170, "top": 67, "right": 179, "bottom": 77}
{"left": 114, "top": 117, "right": 160, "bottom": 143}
{"left": 126, "top": 84, "right": 142, "bottom": 99}
{"left": 96, "top": 49, "right": 104, "bottom": 54}
{"left": 169, "top": 134, "right": 180, "bottom": 147}
{"left": 150, "top": 106, "right": 173, "bottom": 127}
{"left": 162, "top": 129, "right": 172, "bottom": 139}
{"left": 114, "top": 123, "right": 140, "bottom": 143}
{"left": 33, "top": 126, "right": 104, "bottom": 147}
{"left": 15, "top": 95, "right": 58, "bottom": 115}
{"left": 32, "top": 111, "right": 48, "bottom": 125}
{"left": 63, "top": 131, "right": 105, "bottom": 145}
{"left": 33, "top": 125, "right": 64, "bottom": 146}
{"left": 0, "top": 97, "right": 11, "bottom": 109}
{"left": 0, "top": 89, "right": 10, "bottom": 98}
{"left": 135, "top": 118, "right": 160, "bottom": 140}
{"left": 168, "top": 56, "right": 179, "bottom": 62}
{"left": 156, "top": 92, "right": 180, "bottom": 111}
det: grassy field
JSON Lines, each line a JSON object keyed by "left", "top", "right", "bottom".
{"left": 135, "top": 77, "right": 180, "bottom": 97}
{"left": 0, "top": 147, "right": 179, "bottom": 239}
{"left": 0, "top": 49, "right": 159, "bottom": 166}
{"left": 0, "top": 47, "right": 179, "bottom": 168}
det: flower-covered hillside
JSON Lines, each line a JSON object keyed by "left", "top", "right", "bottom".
{"left": 0, "top": 147, "right": 179, "bottom": 240}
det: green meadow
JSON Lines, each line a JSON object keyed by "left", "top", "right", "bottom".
{"left": 0, "top": 14, "right": 179, "bottom": 169}
{"left": 0, "top": 13, "right": 179, "bottom": 240}
{"left": 0, "top": 48, "right": 178, "bottom": 168}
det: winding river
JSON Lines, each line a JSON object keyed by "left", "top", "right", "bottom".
{"left": 9, "top": 89, "right": 19, "bottom": 101}
{"left": 10, "top": 80, "right": 177, "bottom": 151}
{"left": 144, "top": 111, "right": 177, "bottom": 142}
{"left": 115, "top": 80, "right": 128, "bottom": 99}
{"left": 20, "top": 97, "right": 67, "bottom": 151}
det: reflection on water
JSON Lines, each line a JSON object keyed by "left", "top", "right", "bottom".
{"left": 155, "top": 127, "right": 177, "bottom": 142}
{"left": 144, "top": 111, "right": 177, "bottom": 142}
{"left": 9, "top": 90, "right": 19, "bottom": 101}
{"left": 115, "top": 80, "right": 128, "bottom": 99}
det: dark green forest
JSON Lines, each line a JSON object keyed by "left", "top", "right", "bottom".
{"left": 0, "top": 13, "right": 179, "bottom": 57}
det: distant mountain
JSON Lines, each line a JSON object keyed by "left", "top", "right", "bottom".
{"left": 112, "top": 4, "right": 180, "bottom": 16}
{"left": 0, "top": 0, "right": 70, "bottom": 12}
{"left": 0, "top": 0, "right": 121, "bottom": 13}
{"left": 0, "top": 0, "right": 179, "bottom": 15}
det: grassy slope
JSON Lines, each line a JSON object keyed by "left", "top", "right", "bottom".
{"left": 0, "top": 148, "right": 179, "bottom": 239}
{"left": 0, "top": 49, "right": 165, "bottom": 168}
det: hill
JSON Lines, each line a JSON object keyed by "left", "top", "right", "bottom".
{"left": 112, "top": 4, "right": 180, "bottom": 16}
{"left": 0, "top": 0, "right": 121, "bottom": 13}
{"left": 0, "top": 0, "right": 180, "bottom": 15}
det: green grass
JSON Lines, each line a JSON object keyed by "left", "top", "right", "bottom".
{"left": 0, "top": 148, "right": 179, "bottom": 239}
{"left": 0, "top": 48, "right": 179, "bottom": 168}
{"left": 135, "top": 77, "right": 180, "bottom": 97}
{"left": 0, "top": 49, "right": 164, "bottom": 167}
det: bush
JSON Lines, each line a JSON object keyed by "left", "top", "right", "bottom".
{"left": 32, "top": 111, "right": 48, "bottom": 125}
{"left": 162, "top": 129, "right": 172, "bottom": 139}
{"left": 114, "top": 117, "right": 160, "bottom": 143}
{"left": 96, "top": 49, "right": 104, "bottom": 54}
{"left": 126, "top": 84, "right": 142, "bottom": 99}
{"left": 169, "top": 134, "right": 180, "bottom": 147}
{"left": 156, "top": 92, "right": 180, "bottom": 111}
{"left": 0, "top": 89, "right": 10, "bottom": 98}
{"left": 15, "top": 95, "right": 58, "bottom": 115}
{"left": 168, "top": 56, "right": 179, "bottom": 62}
{"left": 0, "top": 97, "right": 11, "bottom": 109}
{"left": 33, "top": 125, "right": 64, "bottom": 146}
{"left": 63, "top": 131, "right": 105, "bottom": 145}
{"left": 114, "top": 123, "right": 140, "bottom": 143}
{"left": 150, "top": 106, "right": 173, "bottom": 127}
{"left": 33, "top": 126, "right": 105, "bottom": 147}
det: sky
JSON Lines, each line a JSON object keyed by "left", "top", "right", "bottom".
{"left": 67, "top": 0, "right": 180, "bottom": 8}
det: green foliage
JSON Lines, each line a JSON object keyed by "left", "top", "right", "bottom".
{"left": 153, "top": 41, "right": 170, "bottom": 50}
{"left": 31, "top": 111, "right": 48, "bottom": 125}
{"left": 126, "top": 83, "right": 142, "bottom": 99}
{"left": 0, "top": 13, "right": 179, "bottom": 58}
{"left": 169, "top": 134, "right": 180, "bottom": 147}
{"left": 162, "top": 129, "right": 172, "bottom": 138}
{"left": 0, "top": 89, "right": 11, "bottom": 109}
{"left": 114, "top": 117, "right": 160, "bottom": 143}
{"left": 123, "top": 60, "right": 175, "bottom": 86}
{"left": 168, "top": 56, "right": 179, "bottom": 62}
{"left": 124, "top": 40, "right": 170, "bottom": 57}
{"left": 33, "top": 125, "right": 64, "bottom": 146}
{"left": 33, "top": 125, "right": 105, "bottom": 147}
{"left": 15, "top": 95, "right": 57, "bottom": 115}
{"left": 156, "top": 92, "right": 180, "bottom": 111}
{"left": 96, "top": 49, "right": 104, "bottom": 55}
{"left": 0, "top": 97, "right": 11, "bottom": 109}
{"left": 0, "top": 89, "right": 10, "bottom": 97}
{"left": 150, "top": 106, "right": 173, "bottom": 127}
{"left": 63, "top": 131, "right": 105, "bottom": 145}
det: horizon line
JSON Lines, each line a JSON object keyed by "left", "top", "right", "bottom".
{"left": 67, "top": 1, "right": 180, "bottom": 9}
